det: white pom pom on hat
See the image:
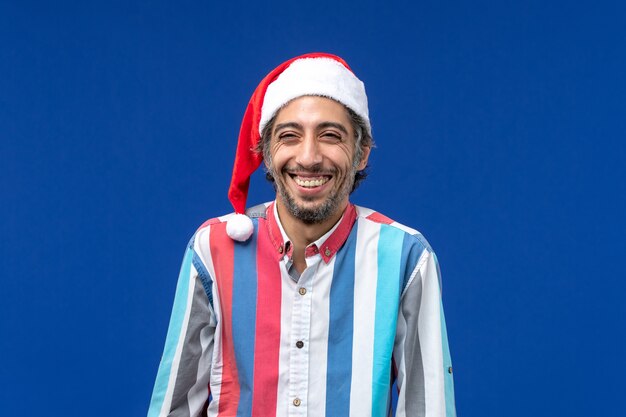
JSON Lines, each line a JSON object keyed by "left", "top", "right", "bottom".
{"left": 225, "top": 52, "right": 370, "bottom": 241}
{"left": 225, "top": 213, "right": 254, "bottom": 242}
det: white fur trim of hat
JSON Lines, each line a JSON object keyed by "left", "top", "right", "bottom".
{"left": 259, "top": 57, "right": 370, "bottom": 136}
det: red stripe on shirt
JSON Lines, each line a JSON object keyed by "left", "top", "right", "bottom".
{"left": 366, "top": 211, "right": 394, "bottom": 225}
{"left": 251, "top": 218, "right": 282, "bottom": 417}
{"left": 209, "top": 223, "right": 241, "bottom": 415}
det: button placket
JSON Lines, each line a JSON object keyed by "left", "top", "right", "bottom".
{"left": 287, "top": 261, "right": 316, "bottom": 416}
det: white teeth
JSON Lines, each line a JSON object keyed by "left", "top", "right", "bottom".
{"left": 294, "top": 177, "right": 329, "bottom": 188}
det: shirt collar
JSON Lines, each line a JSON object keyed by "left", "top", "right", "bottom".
{"left": 265, "top": 201, "right": 357, "bottom": 263}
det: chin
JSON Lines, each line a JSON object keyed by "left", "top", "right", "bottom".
{"left": 282, "top": 194, "right": 343, "bottom": 225}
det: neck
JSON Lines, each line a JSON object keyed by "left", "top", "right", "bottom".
{"left": 275, "top": 199, "right": 347, "bottom": 272}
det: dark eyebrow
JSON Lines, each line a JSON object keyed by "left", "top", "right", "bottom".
{"left": 317, "top": 122, "right": 349, "bottom": 135}
{"left": 274, "top": 122, "right": 303, "bottom": 133}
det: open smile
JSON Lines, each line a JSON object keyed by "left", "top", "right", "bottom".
{"left": 292, "top": 175, "right": 331, "bottom": 188}
{"left": 285, "top": 171, "right": 334, "bottom": 191}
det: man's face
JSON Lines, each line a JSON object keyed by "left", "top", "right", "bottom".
{"left": 266, "top": 96, "right": 370, "bottom": 224}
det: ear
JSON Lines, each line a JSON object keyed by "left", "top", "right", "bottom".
{"left": 356, "top": 145, "right": 371, "bottom": 171}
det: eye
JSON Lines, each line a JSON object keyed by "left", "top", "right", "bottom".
{"left": 277, "top": 132, "right": 299, "bottom": 141}
{"left": 321, "top": 131, "right": 342, "bottom": 141}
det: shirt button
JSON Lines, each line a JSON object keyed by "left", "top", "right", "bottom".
{"left": 296, "top": 340, "right": 304, "bottom": 348}
{"left": 298, "top": 287, "right": 307, "bottom": 296}
{"left": 293, "top": 398, "right": 301, "bottom": 407}
{"left": 324, "top": 247, "right": 331, "bottom": 256}
{"left": 278, "top": 245, "right": 284, "bottom": 254}
{"left": 448, "top": 366, "right": 453, "bottom": 374}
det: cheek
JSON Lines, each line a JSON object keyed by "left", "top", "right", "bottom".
{"left": 268, "top": 144, "right": 287, "bottom": 167}
{"left": 334, "top": 146, "right": 356, "bottom": 169}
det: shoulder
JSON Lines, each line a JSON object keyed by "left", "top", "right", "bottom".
{"left": 194, "top": 202, "right": 271, "bottom": 236}
{"left": 354, "top": 205, "right": 439, "bottom": 295}
{"left": 354, "top": 205, "right": 434, "bottom": 253}
{"left": 192, "top": 202, "right": 271, "bottom": 241}
{"left": 186, "top": 201, "right": 272, "bottom": 273}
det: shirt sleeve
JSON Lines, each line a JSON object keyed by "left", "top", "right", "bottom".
{"left": 148, "top": 235, "right": 217, "bottom": 417}
{"left": 393, "top": 249, "right": 456, "bottom": 417}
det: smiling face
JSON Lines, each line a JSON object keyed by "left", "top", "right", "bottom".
{"left": 265, "top": 96, "right": 370, "bottom": 225}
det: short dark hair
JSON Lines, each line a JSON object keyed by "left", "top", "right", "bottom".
{"left": 255, "top": 99, "right": 374, "bottom": 193}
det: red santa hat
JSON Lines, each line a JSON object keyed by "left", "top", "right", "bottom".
{"left": 226, "top": 52, "right": 370, "bottom": 241}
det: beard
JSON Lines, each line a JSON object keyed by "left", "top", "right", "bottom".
{"left": 270, "top": 165, "right": 357, "bottom": 225}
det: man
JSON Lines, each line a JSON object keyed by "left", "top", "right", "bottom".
{"left": 148, "top": 53, "right": 456, "bottom": 417}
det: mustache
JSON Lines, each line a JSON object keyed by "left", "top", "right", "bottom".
{"left": 282, "top": 164, "right": 336, "bottom": 175}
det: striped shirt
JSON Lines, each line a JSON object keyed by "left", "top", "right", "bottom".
{"left": 148, "top": 202, "right": 456, "bottom": 417}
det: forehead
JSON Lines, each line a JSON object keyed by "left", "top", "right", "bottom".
{"left": 273, "top": 96, "right": 352, "bottom": 128}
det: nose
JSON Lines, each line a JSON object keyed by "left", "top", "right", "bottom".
{"left": 295, "top": 134, "right": 322, "bottom": 168}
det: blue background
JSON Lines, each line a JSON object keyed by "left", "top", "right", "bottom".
{"left": 1, "top": 1, "right": 625, "bottom": 416}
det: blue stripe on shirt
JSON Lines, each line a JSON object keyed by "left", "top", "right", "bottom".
{"left": 232, "top": 221, "right": 259, "bottom": 417}
{"left": 400, "top": 234, "right": 426, "bottom": 294}
{"left": 325, "top": 225, "right": 358, "bottom": 416}
{"left": 192, "top": 251, "right": 213, "bottom": 309}
{"left": 372, "top": 225, "right": 404, "bottom": 417}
